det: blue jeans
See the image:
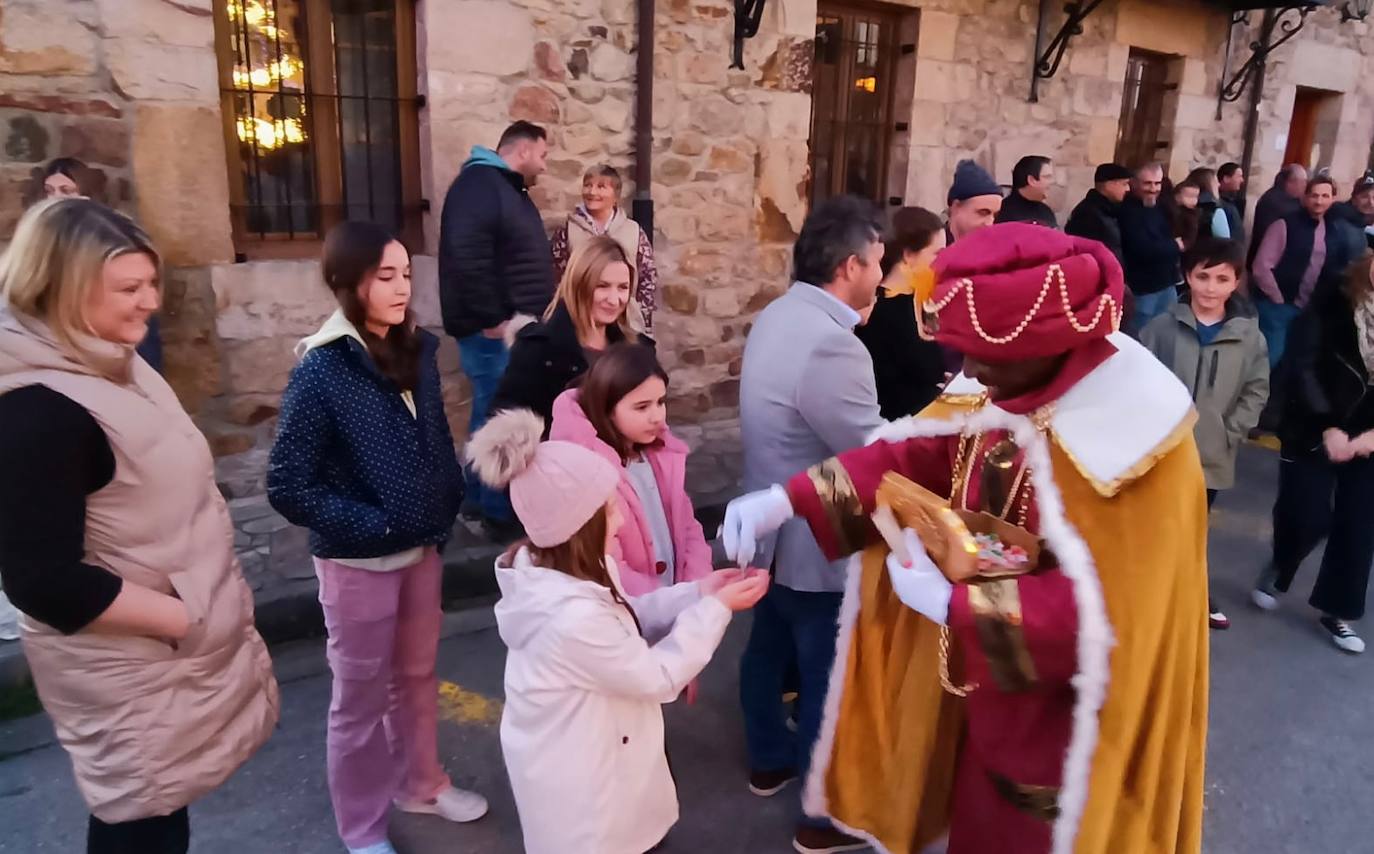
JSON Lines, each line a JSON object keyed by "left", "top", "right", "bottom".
{"left": 136, "top": 314, "right": 163, "bottom": 374}
{"left": 457, "top": 334, "right": 512, "bottom": 522}
{"left": 1130, "top": 287, "right": 1178, "bottom": 336}
{"left": 1256, "top": 299, "right": 1301, "bottom": 370}
{"left": 739, "top": 582, "right": 842, "bottom": 828}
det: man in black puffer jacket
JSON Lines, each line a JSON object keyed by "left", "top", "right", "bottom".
{"left": 1118, "top": 162, "right": 1181, "bottom": 334}
{"left": 439, "top": 121, "right": 555, "bottom": 532}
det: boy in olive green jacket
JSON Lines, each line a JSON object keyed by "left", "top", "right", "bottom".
{"left": 1140, "top": 238, "right": 1269, "bottom": 629}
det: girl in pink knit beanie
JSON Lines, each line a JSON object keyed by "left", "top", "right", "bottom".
{"left": 466, "top": 409, "right": 768, "bottom": 854}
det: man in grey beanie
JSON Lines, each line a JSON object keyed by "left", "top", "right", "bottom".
{"left": 946, "top": 158, "right": 1003, "bottom": 243}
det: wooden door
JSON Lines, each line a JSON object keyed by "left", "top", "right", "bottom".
{"left": 809, "top": 3, "right": 901, "bottom": 205}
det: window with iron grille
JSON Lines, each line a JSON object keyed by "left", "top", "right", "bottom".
{"left": 809, "top": 3, "right": 900, "bottom": 205}
{"left": 213, "top": 0, "right": 423, "bottom": 257}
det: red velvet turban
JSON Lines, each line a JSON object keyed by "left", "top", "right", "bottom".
{"left": 927, "top": 223, "right": 1125, "bottom": 361}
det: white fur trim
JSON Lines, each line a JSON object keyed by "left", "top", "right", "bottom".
{"left": 802, "top": 552, "right": 863, "bottom": 819}
{"left": 878, "top": 332, "right": 1192, "bottom": 495}
{"left": 808, "top": 408, "right": 1114, "bottom": 854}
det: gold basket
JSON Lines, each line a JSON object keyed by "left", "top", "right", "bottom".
{"left": 874, "top": 472, "right": 1042, "bottom": 582}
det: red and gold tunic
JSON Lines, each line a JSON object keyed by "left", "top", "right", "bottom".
{"left": 784, "top": 338, "right": 1210, "bottom": 854}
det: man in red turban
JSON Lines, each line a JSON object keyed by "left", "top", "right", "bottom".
{"left": 724, "top": 223, "right": 1209, "bottom": 853}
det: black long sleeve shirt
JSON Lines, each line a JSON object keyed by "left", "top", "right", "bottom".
{"left": 0, "top": 385, "right": 122, "bottom": 634}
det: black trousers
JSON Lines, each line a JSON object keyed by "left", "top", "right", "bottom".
{"left": 1271, "top": 452, "right": 1374, "bottom": 621}
{"left": 87, "top": 807, "right": 189, "bottom": 854}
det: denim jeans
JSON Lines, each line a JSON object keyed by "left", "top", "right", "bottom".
{"left": 457, "top": 334, "right": 512, "bottom": 522}
{"left": 1255, "top": 299, "right": 1301, "bottom": 370}
{"left": 1130, "top": 287, "right": 1178, "bottom": 336}
{"left": 136, "top": 313, "right": 163, "bottom": 375}
{"left": 739, "top": 582, "right": 842, "bottom": 828}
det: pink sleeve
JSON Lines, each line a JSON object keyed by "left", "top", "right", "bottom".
{"left": 675, "top": 500, "right": 715, "bottom": 583}
{"left": 1252, "top": 219, "right": 1287, "bottom": 303}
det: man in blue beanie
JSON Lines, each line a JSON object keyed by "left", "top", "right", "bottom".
{"left": 946, "top": 158, "right": 1003, "bottom": 244}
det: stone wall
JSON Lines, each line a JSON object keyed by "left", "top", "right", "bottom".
{"left": 1248, "top": 10, "right": 1374, "bottom": 193}
{"left": 4, "top": 0, "right": 1373, "bottom": 514}
{"left": 416, "top": 0, "right": 810, "bottom": 498}
{"left": 883, "top": 0, "right": 1374, "bottom": 222}
{"left": 885, "top": 0, "right": 1245, "bottom": 220}
{"left": 0, "top": 0, "right": 134, "bottom": 235}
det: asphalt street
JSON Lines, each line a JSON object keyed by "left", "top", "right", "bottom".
{"left": 1, "top": 444, "right": 1371, "bottom": 853}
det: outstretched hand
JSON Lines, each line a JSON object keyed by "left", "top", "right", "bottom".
{"left": 699, "top": 568, "right": 748, "bottom": 597}
{"left": 712, "top": 569, "right": 771, "bottom": 612}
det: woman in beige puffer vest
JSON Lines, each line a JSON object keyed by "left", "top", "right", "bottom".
{"left": 0, "top": 199, "right": 278, "bottom": 853}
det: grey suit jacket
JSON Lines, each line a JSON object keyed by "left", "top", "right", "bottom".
{"left": 739, "top": 283, "right": 885, "bottom": 593}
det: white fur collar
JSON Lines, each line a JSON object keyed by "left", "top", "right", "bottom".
{"left": 873, "top": 333, "right": 1196, "bottom": 497}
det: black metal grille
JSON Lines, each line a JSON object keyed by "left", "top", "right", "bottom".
{"left": 221, "top": 0, "right": 421, "bottom": 241}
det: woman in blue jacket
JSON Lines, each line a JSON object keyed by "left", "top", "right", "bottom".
{"left": 268, "top": 222, "right": 484, "bottom": 854}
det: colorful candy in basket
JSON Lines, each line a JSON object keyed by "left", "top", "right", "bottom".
{"left": 872, "top": 472, "right": 1041, "bottom": 582}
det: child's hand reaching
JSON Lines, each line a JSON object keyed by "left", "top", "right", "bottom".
{"left": 698, "top": 568, "right": 748, "bottom": 597}
{"left": 711, "top": 569, "right": 770, "bottom": 612}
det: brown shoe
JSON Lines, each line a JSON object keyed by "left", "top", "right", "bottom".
{"left": 748, "top": 767, "right": 797, "bottom": 797}
{"left": 792, "top": 825, "right": 869, "bottom": 853}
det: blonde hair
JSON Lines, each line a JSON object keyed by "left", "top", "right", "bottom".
{"left": 0, "top": 198, "right": 160, "bottom": 370}
{"left": 544, "top": 235, "right": 636, "bottom": 342}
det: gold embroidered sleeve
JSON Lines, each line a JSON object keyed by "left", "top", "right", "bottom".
{"left": 966, "top": 578, "right": 1039, "bottom": 693}
{"left": 804, "top": 457, "right": 870, "bottom": 557}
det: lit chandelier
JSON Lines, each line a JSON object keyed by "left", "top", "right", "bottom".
{"left": 227, "top": 0, "right": 307, "bottom": 152}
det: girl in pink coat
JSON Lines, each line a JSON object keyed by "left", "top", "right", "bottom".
{"left": 550, "top": 343, "right": 714, "bottom": 597}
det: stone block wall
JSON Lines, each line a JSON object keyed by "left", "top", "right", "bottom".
{"left": 0, "top": 0, "right": 134, "bottom": 235}
{"left": 890, "top": 0, "right": 1250, "bottom": 221}
{"left": 416, "top": 0, "right": 811, "bottom": 498}
{"left": 5, "top": 0, "right": 1373, "bottom": 514}
{"left": 1250, "top": 12, "right": 1374, "bottom": 193}
{"left": 885, "top": 0, "right": 1374, "bottom": 222}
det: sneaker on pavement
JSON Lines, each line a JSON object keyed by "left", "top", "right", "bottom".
{"left": 395, "top": 786, "right": 489, "bottom": 823}
{"left": 348, "top": 843, "right": 397, "bottom": 854}
{"left": 1208, "top": 608, "right": 1230, "bottom": 630}
{"left": 793, "top": 825, "right": 869, "bottom": 853}
{"left": 1320, "top": 616, "right": 1365, "bottom": 654}
{"left": 749, "top": 768, "right": 798, "bottom": 797}
{"left": 1251, "top": 565, "right": 1281, "bottom": 611}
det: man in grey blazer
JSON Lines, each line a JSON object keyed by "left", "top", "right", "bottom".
{"left": 736, "top": 195, "right": 885, "bottom": 854}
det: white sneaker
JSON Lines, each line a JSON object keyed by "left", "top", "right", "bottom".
{"left": 1320, "top": 616, "right": 1365, "bottom": 654}
{"left": 395, "top": 786, "right": 489, "bottom": 823}
{"left": 1250, "top": 588, "right": 1278, "bottom": 611}
{"left": 348, "top": 842, "right": 397, "bottom": 854}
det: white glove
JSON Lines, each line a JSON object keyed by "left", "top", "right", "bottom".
{"left": 886, "top": 528, "right": 953, "bottom": 625}
{"left": 721, "top": 485, "right": 794, "bottom": 568}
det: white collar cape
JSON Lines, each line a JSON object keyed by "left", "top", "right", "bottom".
{"left": 869, "top": 332, "right": 1198, "bottom": 497}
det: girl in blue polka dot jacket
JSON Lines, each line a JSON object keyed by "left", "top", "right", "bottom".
{"left": 267, "top": 222, "right": 485, "bottom": 854}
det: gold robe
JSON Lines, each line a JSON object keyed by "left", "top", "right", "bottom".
{"left": 795, "top": 336, "right": 1210, "bottom": 854}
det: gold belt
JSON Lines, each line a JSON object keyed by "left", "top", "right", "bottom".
{"left": 987, "top": 771, "right": 1061, "bottom": 823}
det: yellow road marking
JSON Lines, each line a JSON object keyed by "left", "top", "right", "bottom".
{"left": 437, "top": 680, "right": 503, "bottom": 726}
{"left": 1248, "top": 434, "right": 1281, "bottom": 452}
